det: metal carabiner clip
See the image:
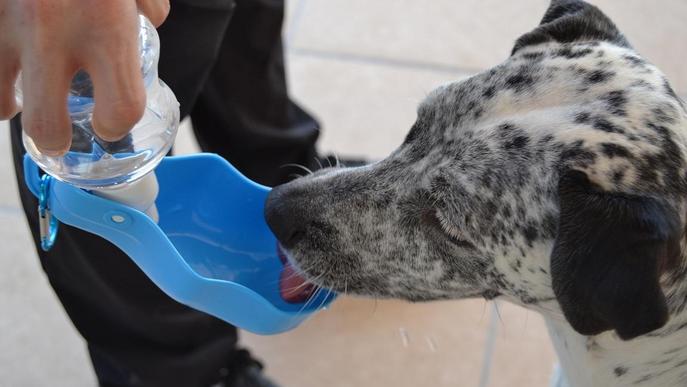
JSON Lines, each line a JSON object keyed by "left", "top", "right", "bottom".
{"left": 38, "top": 174, "right": 59, "bottom": 251}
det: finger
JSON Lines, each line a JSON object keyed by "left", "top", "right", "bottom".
{"left": 20, "top": 52, "right": 74, "bottom": 156}
{"left": 137, "top": 0, "right": 171, "bottom": 27}
{"left": 0, "top": 55, "right": 20, "bottom": 119}
{"left": 85, "top": 17, "right": 146, "bottom": 142}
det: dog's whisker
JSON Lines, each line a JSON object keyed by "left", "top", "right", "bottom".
{"left": 283, "top": 265, "right": 324, "bottom": 286}
{"left": 297, "top": 285, "right": 325, "bottom": 316}
{"left": 313, "top": 156, "right": 324, "bottom": 171}
{"left": 280, "top": 163, "right": 314, "bottom": 176}
{"left": 290, "top": 268, "right": 330, "bottom": 315}
{"left": 314, "top": 287, "right": 333, "bottom": 312}
{"left": 282, "top": 275, "right": 321, "bottom": 293}
{"left": 293, "top": 287, "right": 318, "bottom": 316}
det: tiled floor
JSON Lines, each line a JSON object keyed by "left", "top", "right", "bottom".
{"left": 1, "top": 1, "right": 686, "bottom": 386}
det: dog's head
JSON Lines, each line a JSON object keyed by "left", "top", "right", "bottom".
{"left": 265, "top": 0, "right": 687, "bottom": 340}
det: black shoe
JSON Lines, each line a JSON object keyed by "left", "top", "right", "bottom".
{"left": 216, "top": 350, "right": 280, "bottom": 387}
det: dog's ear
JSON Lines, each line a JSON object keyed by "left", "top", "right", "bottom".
{"left": 512, "top": 0, "right": 630, "bottom": 55}
{"left": 551, "top": 170, "right": 681, "bottom": 340}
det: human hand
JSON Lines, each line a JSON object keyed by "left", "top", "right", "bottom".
{"left": 0, "top": 0, "right": 170, "bottom": 155}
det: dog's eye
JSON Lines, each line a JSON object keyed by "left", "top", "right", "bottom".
{"left": 422, "top": 209, "right": 475, "bottom": 249}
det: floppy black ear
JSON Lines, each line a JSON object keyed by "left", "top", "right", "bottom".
{"left": 512, "top": 0, "right": 630, "bottom": 55}
{"left": 551, "top": 170, "right": 681, "bottom": 340}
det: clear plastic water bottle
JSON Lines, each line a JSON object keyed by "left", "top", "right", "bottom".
{"left": 15, "top": 15, "right": 180, "bottom": 222}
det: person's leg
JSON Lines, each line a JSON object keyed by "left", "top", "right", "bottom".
{"left": 190, "top": 0, "right": 321, "bottom": 187}
{"left": 10, "top": 2, "right": 252, "bottom": 387}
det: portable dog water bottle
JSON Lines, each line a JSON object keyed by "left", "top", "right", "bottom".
{"left": 18, "top": 15, "right": 335, "bottom": 334}
{"left": 16, "top": 15, "right": 178, "bottom": 221}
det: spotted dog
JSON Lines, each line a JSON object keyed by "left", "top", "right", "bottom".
{"left": 265, "top": 1, "right": 687, "bottom": 385}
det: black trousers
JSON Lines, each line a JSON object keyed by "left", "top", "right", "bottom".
{"left": 10, "top": 1, "right": 319, "bottom": 386}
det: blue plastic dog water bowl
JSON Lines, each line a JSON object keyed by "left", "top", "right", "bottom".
{"left": 23, "top": 153, "right": 336, "bottom": 335}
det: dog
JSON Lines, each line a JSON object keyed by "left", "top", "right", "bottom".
{"left": 265, "top": 1, "right": 687, "bottom": 385}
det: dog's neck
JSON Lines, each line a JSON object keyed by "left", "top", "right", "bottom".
{"left": 544, "top": 310, "right": 687, "bottom": 387}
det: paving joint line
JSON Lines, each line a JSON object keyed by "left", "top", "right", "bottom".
{"left": 289, "top": 47, "right": 484, "bottom": 75}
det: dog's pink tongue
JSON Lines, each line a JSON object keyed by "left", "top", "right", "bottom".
{"left": 277, "top": 244, "right": 317, "bottom": 303}
{"left": 280, "top": 263, "right": 317, "bottom": 303}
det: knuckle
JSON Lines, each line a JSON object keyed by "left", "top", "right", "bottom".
{"left": 21, "top": 0, "right": 61, "bottom": 26}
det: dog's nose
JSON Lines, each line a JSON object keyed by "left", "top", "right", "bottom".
{"left": 264, "top": 184, "right": 306, "bottom": 248}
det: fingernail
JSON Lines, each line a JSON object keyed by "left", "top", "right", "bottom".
{"left": 37, "top": 146, "right": 68, "bottom": 157}
{"left": 92, "top": 118, "right": 132, "bottom": 142}
{"left": 35, "top": 140, "right": 71, "bottom": 157}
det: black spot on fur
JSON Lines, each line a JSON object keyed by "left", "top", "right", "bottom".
{"left": 500, "top": 205, "right": 512, "bottom": 219}
{"left": 623, "top": 54, "right": 646, "bottom": 67}
{"left": 522, "top": 51, "right": 544, "bottom": 61}
{"left": 593, "top": 118, "right": 624, "bottom": 134}
{"left": 505, "top": 71, "right": 536, "bottom": 92}
{"left": 602, "top": 90, "right": 627, "bottom": 116}
{"left": 504, "top": 135, "right": 530, "bottom": 150}
{"left": 574, "top": 112, "right": 591, "bottom": 124}
{"left": 612, "top": 169, "right": 625, "bottom": 185}
{"left": 601, "top": 143, "right": 632, "bottom": 159}
{"left": 473, "top": 107, "right": 484, "bottom": 120}
{"left": 498, "top": 122, "right": 516, "bottom": 132}
{"left": 555, "top": 46, "right": 593, "bottom": 59}
{"left": 630, "top": 79, "right": 653, "bottom": 90}
{"left": 614, "top": 367, "right": 628, "bottom": 377}
{"left": 482, "top": 86, "right": 496, "bottom": 99}
{"left": 586, "top": 70, "right": 615, "bottom": 84}
{"left": 560, "top": 141, "right": 597, "bottom": 166}
{"left": 374, "top": 190, "right": 396, "bottom": 209}
{"left": 523, "top": 224, "right": 538, "bottom": 247}
{"left": 430, "top": 175, "right": 450, "bottom": 194}
{"left": 652, "top": 107, "right": 675, "bottom": 124}
{"left": 539, "top": 134, "right": 554, "bottom": 144}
